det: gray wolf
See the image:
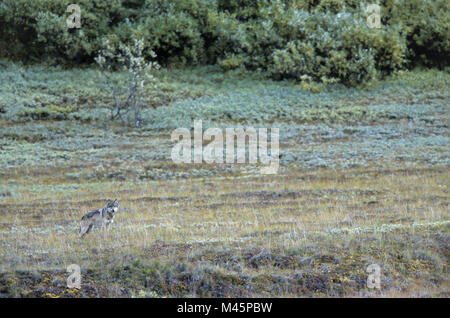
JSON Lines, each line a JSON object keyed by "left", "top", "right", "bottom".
{"left": 79, "top": 199, "right": 119, "bottom": 238}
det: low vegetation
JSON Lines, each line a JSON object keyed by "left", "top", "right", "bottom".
{"left": 0, "top": 64, "right": 448, "bottom": 297}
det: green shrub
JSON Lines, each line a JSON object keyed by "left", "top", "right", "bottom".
{"left": 218, "top": 7, "right": 406, "bottom": 86}
{"left": 219, "top": 54, "right": 245, "bottom": 70}
{"left": 126, "top": 0, "right": 216, "bottom": 65}
{"left": 0, "top": 0, "right": 133, "bottom": 63}
{"left": 207, "top": 0, "right": 289, "bottom": 70}
{"left": 95, "top": 38, "right": 159, "bottom": 127}
{"left": 383, "top": 0, "right": 450, "bottom": 67}
{"left": 0, "top": 0, "right": 447, "bottom": 86}
{"left": 22, "top": 104, "right": 77, "bottom": 120}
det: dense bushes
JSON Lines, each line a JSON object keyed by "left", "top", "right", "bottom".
{"left": 0, "top": 0, "right": 448, "bottom": 86}
{"left": 0, "top": 0, "right": 131, "bottom": 62}
{"left": 269, "top": 11, "right": 406, "bottom": 86}
{"left": 383, "top": 0, "right": 450, "bottom": 67}
{"left": 207, "top": 1, "right": 408, "bottom": 85}
{"left": 123, "top": 0, "right": 215, "bottom": 65}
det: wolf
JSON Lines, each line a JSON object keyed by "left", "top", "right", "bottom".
{"left": 79, "top": 199, "right": 119, "bottom": 238}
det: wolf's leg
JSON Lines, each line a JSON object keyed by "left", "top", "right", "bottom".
{"left": 80, "top": 221, "right": 93, "bottom": 238}
{"left": 80, "top": 224, "right": 87, "bottom": 238}
{"left": 79, "top": 221, "right": 86, "bottom": 238}
{"left": 86, "top": 223, "right": 94, "bottom": 234}
{"left": 80, "top": 223, "right": 93, "bottom": 238}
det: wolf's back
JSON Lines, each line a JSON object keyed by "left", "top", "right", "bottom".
{"left": 81, "top": 210, "right": 101, "bottom": 220}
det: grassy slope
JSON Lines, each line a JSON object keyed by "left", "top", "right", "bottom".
{"left": 0, "top": 62, "right": 449, "bottom": 297}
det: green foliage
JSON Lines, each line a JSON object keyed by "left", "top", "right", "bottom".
{"left": 218, "top": 54, "right": 245, "bottom": 70}
{"left": 0, "top": 0, "right": 133, "bottom": 63}
{"left": 0, "top": 0, "right": 448, "bottom": 86}
{"left": 95, "top": 38, "right": 159, "bottom": 127}
{"left": 383, "top": 0, "right": 450, "bottom": 67}
{"left": 23, "top": 104, "right": 77, "bottom": 120}
{"left": 119, "top": 0, "right": 217, "bottom": 65}
{"left": 269, "top": 10, "right": 406, "bottom": 86}
{"left": 203, "top": 1, "right": 409, "bottom": 85}
{"left": 1, "top": 60, "right": 448, "bottom": 129}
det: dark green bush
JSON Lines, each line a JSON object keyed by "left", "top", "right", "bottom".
{"left": 125, "top": 0, "right": 216, "bottom": 65}
{"left": 383, "top": 0, "right": 450, "bottom": 67}
{"left": 0, "top": 0, "right": 447, "bottom": 86}
{"left": 270, "top": 10, "right": 407, "bottom": 86}
{"left": 209, "top": 3, "right": 406, "bottom": 85}
{"left": 207, "top": 1, "right": 289, "bottom": 69}
{"left": 0, "top": 0, "right": 133, "bottom": 63}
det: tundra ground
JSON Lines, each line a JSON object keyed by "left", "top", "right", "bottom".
{"left": 0, "top": 64, "right": 448, "bottom": 297}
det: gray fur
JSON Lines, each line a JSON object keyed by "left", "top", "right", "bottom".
{"left": 79, "top": 199, "right": 119, "bottom": 238}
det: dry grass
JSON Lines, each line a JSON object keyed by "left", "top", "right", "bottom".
{"left": 0, "top": 66, "right": 448, "bottom": 297}
{"left": 1, "top": 163, "right": 448, "bottom": 297}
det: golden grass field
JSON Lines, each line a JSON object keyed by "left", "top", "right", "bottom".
{"left": 1, "top": 160, "right": 448, "bottom": 297}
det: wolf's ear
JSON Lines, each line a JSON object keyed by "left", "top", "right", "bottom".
{"left": 114, "top": 199, "right": 118, "bottom": 203}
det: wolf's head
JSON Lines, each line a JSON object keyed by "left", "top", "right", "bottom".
{"left": 107, "top": 199, "right": 119, "bottom": 214}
